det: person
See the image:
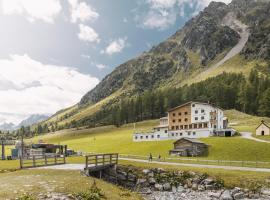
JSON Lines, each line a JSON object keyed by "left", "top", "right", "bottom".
{"left": 158, "top": 154, "right": 161, "bottom": 161}
{"left": 149, "top": 153, "right": 153, "bottom": 162}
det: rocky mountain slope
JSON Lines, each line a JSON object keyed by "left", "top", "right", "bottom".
{"left": 42, "top": 0, "right": 270, "bottom": 127}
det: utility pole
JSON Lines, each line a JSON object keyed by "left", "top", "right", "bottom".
{"left": 1, "top": 136, "right": 5, "bottom": 160}
{"left": 19, "top": 126, "right": 25, "bottom": 168}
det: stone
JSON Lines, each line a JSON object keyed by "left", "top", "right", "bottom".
{"left": 203, "top": 178, "right": 214, "bottom": 185}
{"left": 143, "top": 169, "right": 151, "bottom": 175}
{"left": 231, "top": 187, "right": 241, "bottom": 196}
{"left": 261, "top": 188, "right": 270, "bottom": 196}
{"left": 192, "top": 183, "right": 198, "bottom": 191}
{"left": 177, "top": 185, "right": 185, "bottom": 193}
{"left": 186, "top": 179, "right": 192, "bottom": 188}
{"left": 139, "top": 188, "right": 152, "bottom": 194}
{"left": 220, "top": 190, "right": 233, "bottom": 200}
{"left": 154, "top": 183, "right": 163, "bottom": 191}
{"left": 208, "top": 191, "right": 221, "bottom": 199}
{"left": 136, "top": 178, "right": 149, "bottom": 187}
{"left": 172, "top": 186, "right": 177, "bottom": 193}
{"left": 148, "top": 177, "right": 156, "bottom": 185}
{"left": 163, "top": 183, "right": 171, "bottom": 191}
{"left": 233, "top": 192, "right": 244, "bottom": 200}
{"left": 148, "top": 172, "right": 154, "bottom": 178}
{"left": 205, "top": 184, "right": 215, "bottom": 190}
{"left": 198, "top": 185, "right": 205, "bottom": 191}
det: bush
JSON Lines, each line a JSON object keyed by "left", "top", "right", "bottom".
{"left": 17, "top": 194, "right": 35, "bottom": 200}
{"left": 73, "top": 181, "right": 106, "bottom": 200}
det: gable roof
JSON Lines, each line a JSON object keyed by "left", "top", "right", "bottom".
{"left": 173, "top": 137, "right": 207, "bottom": 145}
{"left": 256, "top": 121, "right": 270, "bottom": 130}
{"left": 168, "top": 101, "right": 224, "bottom": 112}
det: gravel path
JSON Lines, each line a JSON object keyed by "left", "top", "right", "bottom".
{"left": 240, "top": 132, "right": 270, "bottom": 143}
{"left": 35, "top": 158, "right": 270, "bottom": 172}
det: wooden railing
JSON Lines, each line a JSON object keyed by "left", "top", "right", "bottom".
{"left": 20, "top": 154, "right": 66, "bottom": 169}
{"left": 85, "top": 153, "right": 118, "bottom": 169}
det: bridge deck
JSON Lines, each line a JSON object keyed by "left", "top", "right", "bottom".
{"left": 85, "top": 153, "right": 118, "bottom": 172}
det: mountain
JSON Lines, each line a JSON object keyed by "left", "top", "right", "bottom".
{"left": 41, "top": 0, "right": 270, "bottom": 129}
{"left": 17, "top": 114, "right": 50, "bottom": 128}
{"left": 0, "top": 122, "right": 16, "bottom": 131}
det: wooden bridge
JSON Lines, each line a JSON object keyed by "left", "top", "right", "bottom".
{"left": 84, "top": 153, "right": 118, "bottom": 176}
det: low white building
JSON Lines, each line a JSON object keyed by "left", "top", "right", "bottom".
{"left": 133, "top": 101, "right": 235, "bottom": 142}
{"left": 256, "top": 121, "right": 270, "bottom": 136}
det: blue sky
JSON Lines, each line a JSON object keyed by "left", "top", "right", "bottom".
{"left": 0, "top": 0, "right": 231, "bottom": 124}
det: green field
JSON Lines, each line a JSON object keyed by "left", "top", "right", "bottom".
{"left": 23, "top": 110, "right": 270, "bottom": 163}
{"left": 0, "top": 169, "right": 141, "bottom": 200}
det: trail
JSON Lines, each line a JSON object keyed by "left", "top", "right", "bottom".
{"left": 240, "top": 132, "right": 270, "bottom": 143}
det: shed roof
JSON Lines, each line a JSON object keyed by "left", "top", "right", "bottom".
{"left": 173, "top": 137, "right": 207, "bottom": 145}
{"left": 256, "top": 121, "right": 270, "bottom": 130}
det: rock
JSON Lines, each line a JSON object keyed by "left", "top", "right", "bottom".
{"left": 220, "top": 190, "right": 233, "bottom": 200}
{"left": 143, "top": 169, "right": 151, "bottom": 175}
{"left": 148, "top": 172, "right": 154, "bottom": 178}
{"left": 261, "top": 188, "right": 270, "bottom": 196}
{"left": 231, "top": 187, "right": 241, "bottom": 196}
{"left": 148, "top": 177, "right": 156, "bottom": 185}
{"left": 209, "top": 191, "right": 221, "bottom": 199}
{"left": 172, "top": 186, "right": 177, "bottom": 193}
{"left": 139, "top": 188, "right": 152, "bottom": 194}
{"left": 177, "top": 185, "right": 185, "bottom": 193}
{"left": 192, "top": 183, "right": 198, "bottom": 191}
{"left": 186, "top": 179, "right": 192, "bottom": 188}
{"left": 154, "top": 183, "right": 163, "bottom": 191}
{"left": 205, "top": 184, "right": 215, "bottom": 190}
{"left": 163, "top": 183, "right": 171, "bottom": 191}
{"left": 233, "top": 192, "right": 244, "bottom": 200}
{"left": 198, "top": 185, "right": 205, "bottom": 191}
{"left": 136, "top": 178, "right": 149, "bottom": 187}
{"left": 203, "top": 178, "right": 214, "bottom": 185}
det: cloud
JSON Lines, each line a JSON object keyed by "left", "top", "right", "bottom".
{"left": 0, "top": 0, "right": 62, "bottom": 23}
{"left": 0, "top": 54, "right": 99, "bottom": 124}
{"left": 78, "top": 24, "right": 100, "bottom": 43}
{"left": 136, "top": 0, "right": 232, "bottom": 30}
{"left": 96, "top": 64, "right": 106, "bottom": 70}
{"left": 68, "top": 0, "right": 99, "bottom": 23}
{"left": 101, "top": 37, "right": 127, "bottom": 56}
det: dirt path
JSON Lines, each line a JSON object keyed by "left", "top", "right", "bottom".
{"left": 36, "top": 159, "right": 270, "bottom": 173}
{"left": 240, "top": 132, "right": 270, "bottom": 143}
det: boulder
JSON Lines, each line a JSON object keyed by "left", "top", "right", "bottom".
{"left": 203, "top": 178, "right": 214, "bottom": 185}
{"left": 220, "top": 190, "right": 233, "bottom": 200}
{"left": 148, "top": 177, "right": 156, "bottom": 185}
{"left": 136, "top": 178, "right": 149, "bottom": 187}
{"left": 163, "top": 183, "right": 171, "bottom": 191}
{"left": 192, "top": 183, "right": 198, "bottom": 191}
{"left": 139, "top": 188, "right": 152, "bottom": 194}
{"left": 142, "top": 169, "right": 151, "bottom": 175}
{"left": 233, "top": 192, "right": 245, "bottom": 200}
{"left": 261, "top": 188, "right": 270, "bottom": 196}
{"left": 154, "top": 183, "right": 163, "bottom": 191}
{"left": 208, "top": 191, "right": 221, "bottom": 199}
{"left": 177, "top": 185, "right": 185, "bottom": 193}
{"left": 148, "top": 172, "right": 154, "bottom": 178}
{"left": 198, "top": 185, "right": 205, "bottom": 191}
{"left": 231, "top": 187, "right": 241, "bottom": 196}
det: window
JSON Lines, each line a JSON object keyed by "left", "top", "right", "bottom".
{"left": 146, "top": 136, "right": 148, "bottom": 139}
{"left": 171, "top": 126, "right": 175, "bottom": 130}
{"left": 184, "top": 125, "right": 188, "bottom": 129}
{"left": 172, "top": 113, "right": 175, "bottom": 116}
{"left": 157, "top": 135, "right": 160, "bottom": 138}
{"left": 176, "top": 126, "right": 179, "bottom": 130}
{"left": 135, "top": 136, "right": 138, "bottom": 140}
{"left": 192, "top": 104, "right": 195, "bottom": 107}
{"left": 204, "top": 123, "right": 208, "bottom": 128}
{"left": 176, "top": 133, "right": 178, "bottom": 136}
{"left": 180, "top": 133, "right": 183, "bottom": 136}
{"left": 201, "top": 116, "right": 205, "bottom": 120}
{"left": 157, "top": 128, "right": 160, "bottom": 131}
{"left": 178, "top": 112, "right": 182, "bottom": 116}
{"left": 178, "top": 119, "right": 181, "bottom": 122}
{"left": 140, "top": 136, "right": 143, "bottom": 139}
{"left": 173, "top": 119, "right": 175, "bottom": 123}
{"left": 194, "top": 124, "right": 198, "bottom": 129}
{"left": 195, "top": 110, "right": 198, "bottom": 114}
{"left": 185, "top": 112, "right": 188, "bottom": 115}
{"left": 195, "top": 117, "right": 198, "bottom": 121}
{"left": 201, "top": 109, "right": 205, "bottom": 113}
{"left": 172, "top": 133, "right": 174, "bottom": 137}
{"left": 185, "top": 118, "right": 188, "bottom": 122}
{"left": 188, "top": 132, "right": 191, "bottom": 136}
{"left": 189, "top": 124, "right": 192, "bottom": 129}
{"left": 214, "top": 125, "right": 217, "bottom": 128}
{"left": 151, "top": 135, "right": 154, "bottom": 138}
{"left": 199, "top": 123, "right": 202, "bottom": 128}
{"left": 165, "top": 130, "right": 168, "bottom": 133}
{"left": 193, "top": 132, "right": 196, "bottom": 135}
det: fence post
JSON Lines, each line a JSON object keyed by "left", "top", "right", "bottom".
{"left": 110, "top": 154, "right": 112, "bottom": 164}
{"left": 95, "top": 155, "right": 98, "bottom": 166}
{"left": 45, "top": 155, "right": 47, "bottom": 165}
{"left": 33, "top": 156, "right": 36, "bottom": 167}
{"left": 85, "top": 156, "right": 88, "bottom": 169}
{"left": 55, "top": 155, "right": 57, "bottom": 165}
{"left": 103, "top": 154, "right": 105, "bottom": 165}
{"left": 63, "top": 154, "right": 66, "bottom": 164}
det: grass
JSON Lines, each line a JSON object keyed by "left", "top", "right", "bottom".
{"left": 0, "top": 169, "right": 141, "bottom": 200}
{"left": 24, "top": 111, "right": 270, "bottom": 163}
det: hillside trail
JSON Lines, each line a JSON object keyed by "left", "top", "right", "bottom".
{"left": 240, "top": 132, "right": 270, "bottom": 143}
{"left": 194, "top": 12, "right": 250, "bottom": 80}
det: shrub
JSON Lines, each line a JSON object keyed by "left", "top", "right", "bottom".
{"left": 73, "top": 181, "right": 106, "bottom": 200}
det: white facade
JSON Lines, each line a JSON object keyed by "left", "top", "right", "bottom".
{"left": 133, "top": 102, "right": 231, "bottom": 142}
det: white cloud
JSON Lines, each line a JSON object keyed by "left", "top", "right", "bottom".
{"left": 137, "top": 0, "right": 232, "bottom": 30}
{"left": 96, "top": 64, "right": 106, "bottom": 70}
{"left": 0, "top": 54, "right": 99, "bottom": 124}
{"left": 78, "top": 24, "right": 100, "bottom": 43}
{"left": 68, "top": 0, "right": 99, "bottom": 23}
{"left": 0, "top": 0, "right": 62, "bottom": 23}
{"left": 101, "top": 37, "right": 127, "bottom": 56}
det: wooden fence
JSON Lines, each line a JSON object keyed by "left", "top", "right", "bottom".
{"left": 20, "top": 154, "right": 66, "bottom": 169}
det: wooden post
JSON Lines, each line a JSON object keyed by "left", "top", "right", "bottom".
{"left": 102, "top": 154, "right": 105, "bottom": 165}
{"left": 95, "top": 155, "right": 98, "bottom": 166}
{"left": 85, "top": 156, "right": 88, "bottom": 169}
{"left": 45, "top": 155, "right": 48, "bottom": 165}
{"left": 116, "top": 154, "right": 119, "bottom": 164}
{"left": 63, "top": 154, "right": 66, "bottom": 164}
{"left": 33, "top": 156, "right": 36, "bottom": 167}
{"left": 55, "top": 155, "right": 57, "bottom": 164}
{"left": 110, "top": 154, "right": 112, "bottom": 164}
{"left": 19, "top": 156, "right": 23, "bottom": 169}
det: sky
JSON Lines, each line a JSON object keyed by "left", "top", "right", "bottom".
{"left": 0, "top": 0, "right": 232, "bottom": 125}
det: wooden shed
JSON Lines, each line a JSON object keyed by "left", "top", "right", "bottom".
{"left": 169, "top": 138, "right": 208, "bottom": 157}
{"left": 256, "top": 121, "right": 270, "bottom": 136}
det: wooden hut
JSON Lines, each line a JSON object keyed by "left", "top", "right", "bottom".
{"left": 169, "top": 138, "right": 208, "bottom": 157}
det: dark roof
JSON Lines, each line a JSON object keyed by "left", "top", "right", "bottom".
{"left": 173, "top": 137, "right": 207, "bottom": 145}
{"left": 256, "top": 120, "right": 270, "bottom": 130}
{"left": 168, "top": 101, "right": 224, "bottom": 112}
